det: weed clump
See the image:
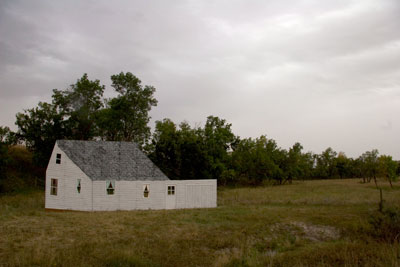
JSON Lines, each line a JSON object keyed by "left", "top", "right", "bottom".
{"left": 369, "top": 206, "right": 400, "bottom": 243}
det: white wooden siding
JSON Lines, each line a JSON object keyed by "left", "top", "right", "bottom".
{"left": 45, "top": 144, "right": 217, "bottom": 211}
{"left": 92, "top": 181, "right": 168, "bottom": 211}
{"left": 176, "top": 180, "right": 217, "bottom": 209}
{"left": 45, "top": 143, "right": 92, "bottom": 211}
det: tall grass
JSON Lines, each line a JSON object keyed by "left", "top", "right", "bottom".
{"left": 1, "top": 179, "right": 399, "bottom": 266}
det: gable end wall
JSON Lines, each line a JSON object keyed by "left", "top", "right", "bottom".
{"left": 45, "top": 143, "right": 93, "bottom": 211}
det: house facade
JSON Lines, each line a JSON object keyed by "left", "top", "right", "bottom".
{"left": 45, "top": 140, "right": 217, "bottom": 211}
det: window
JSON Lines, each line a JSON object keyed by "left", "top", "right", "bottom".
{"left": 56, "top": 153, "right": 61, "bottom": 164}
{"left": 106, "top": 180, "right": 115, "bottom": 195}
{"left": 77, "top": 179, "right": 81, "bottom": 193}
{"left": 143, "top": 184, "right": 149, "bottom": 198}
{"left": 167, "top": 185, "right": 175, "bottom": 195}
{"left": 50, "top": 179, "right": 58, "bottom": 195}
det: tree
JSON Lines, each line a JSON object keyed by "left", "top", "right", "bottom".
{"left": 378, "top": 155, "right": 398, "bottom": 188}
{"left": 149, "top": 119, "right": 181, "bottom": 179}
{"left": 230, "top": 136, "right": 283, "bottom": 185}
{"left": 0, "top": 126, "right": 18, "bottom": 145}
{"left": 281, "top": 143, "right": 314, "bottom": 183}
{"left": 98, "top": 72, "right": 157, "bottom": 147}
{"left": 335, "top": 152, "right": 351, "bottom": 179}
{"left": 16, "top": 72, "right": 156, "bottom": 167}
{"left": 230, "top": 137, "right": 255, "bottom": 184}
{"left": 149, "top": 119, "right": 212, "bottom": 181}
{"left": 178, "top": 121, "right": 209, "bottom": 180}
{"left": 52, "top": 73, "right": 105, "bottom": 140}
{"left": 361, "top": 149, "right": 380, "bottom": 188}
{"left": 16, "top": 74, "right": 105, "bottom": 166}
{"left": 314, "top": 147, "right": 337, "bottom": 178}
{"left": 282, "top": 142, "right": 303, "bottom": 184}
{"left": 397, "top": 161, "right": 400, "bottom": 177}
{"left": 15, "top": 102, "right": 67, "bottom": 167}
{"left": 203, "top": 116, "right": 236, "bottom": 182}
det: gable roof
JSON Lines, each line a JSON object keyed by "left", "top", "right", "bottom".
{"left": 56, "top": 140, "right": 169, "bottom": 181}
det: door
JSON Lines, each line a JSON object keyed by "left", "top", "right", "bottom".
{"left": 166, "top": 185, "right": 176, "bottom": 209}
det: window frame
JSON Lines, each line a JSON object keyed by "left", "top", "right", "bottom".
{"left": 77, "top": 179, "right": 81, "bottom": 194}
{"left": 106, "top": 180, "right": 115, "bottom": 195}
{"left": 56, "top": 153, "right": 61, "bottom": 164}
{"left": 167, "top": 185, "right": 175, "bottom": 195}
{"left": 50, "top": 178, "right": 58, "bottom": 195}
{"left": 143, "top": 184, "right": 150, "bottom": 198}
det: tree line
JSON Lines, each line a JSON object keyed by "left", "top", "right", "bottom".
{"left": 0, "top": 72, "right": 399, "bottom": 192}
{"left": 148, "top": 118, "right": 399, "bottom": 186}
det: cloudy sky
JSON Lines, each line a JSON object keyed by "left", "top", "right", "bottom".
{"left": 0, "top": 0, "right": 399, "bottom": 159}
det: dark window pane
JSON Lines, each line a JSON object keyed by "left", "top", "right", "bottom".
{"left": 56, "top": 154, "right": 61, "bottom": 164}
{"left": 50, "top": 178, "right": 58, "bottom": 195}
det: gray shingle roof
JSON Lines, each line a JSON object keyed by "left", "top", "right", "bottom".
{"left": 57, "top": 140, "right": 169, "bottom": 181}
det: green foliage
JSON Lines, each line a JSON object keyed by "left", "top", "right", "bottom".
{"left": 203, "top": 116, "right": 236, "bottom": 180}
{"left": 369, "top": 206, "right": 400, "bottom": 243}
{"left": 349, "top": 157, "right": 364, "bottom": 178}
{"left": 52, "top": 73, "right": 105, "bottom": 140}
{"left": 8, "top": 71, "right": 399, "bottom": 186}
{"left": 0, "top": 126, "right": 18, "bottom": 145}
{"left": 397, "top": 161, "right": 400, "bottom": 176}
{"left": 15, "top": 72, "right": 157, "bottom": 166}
{"left": 0, "top": 145, "right": 43, "bottom": 194}
{"left": 361, "top": 149, "right": 380, "bottom": 182}
{"left": 378, "top": 155, "right": 398, "bottom": 183}
{"left": 314, "top": 147, "right": 337, "bottom": 178}
{"left": 16, "top": 101, "right": 67, "bottom": 166}
{"left": 0, "top": 143, "right": 9, "bottom": 192}
{"left": 230, "top": 136, "right": 284, "bottom": 185}
{"left": 335, "top": 152, "right": 351, "bottom": 179}
{"left": 16, "top": 74, "right": 105, "bottom": 166}
{"left": 149, "top": 117, "right": 233, "bottom": 181}
{"left": 150, "top": 119, "right": 181, "bottom": 179}
{"left": 97, "top": 72, "right": 157, "bottom": 147}
{"left": 281, "top": 142, "right": 314, "bottom": 183}
{"left": 149, "top": 115, "right": 398, "bottom": 185}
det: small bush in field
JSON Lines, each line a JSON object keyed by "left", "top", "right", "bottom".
{"left": 369, "top": 206, "right": 400, "bottom": 243}
{"left": 0, "top": 145, "right": 45, "bottom": 193}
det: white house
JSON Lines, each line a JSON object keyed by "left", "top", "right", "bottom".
{"left": 45, "top": 140, "right": 217, "bottom": 211}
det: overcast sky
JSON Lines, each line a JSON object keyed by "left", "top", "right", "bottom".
{"left": 0, "top": 0, "right": 399, "bottom": 159}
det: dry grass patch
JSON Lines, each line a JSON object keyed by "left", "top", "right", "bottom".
{"left": 1, "top": 179, "right": 400, "bottom": 266}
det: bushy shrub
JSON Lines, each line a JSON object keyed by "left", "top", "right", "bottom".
{"left": 0, "top": 145, "right": 44, "bottom": 194}
{"left": 369, "top": 206, "right": 400, "bottom": 243}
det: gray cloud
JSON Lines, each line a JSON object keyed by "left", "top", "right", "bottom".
{"left": 0, "top": 0, "right": 399, "bottom": 158}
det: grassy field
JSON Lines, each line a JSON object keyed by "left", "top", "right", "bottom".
{"left": 1, "top": 179, "right": 400, "bottom": 267}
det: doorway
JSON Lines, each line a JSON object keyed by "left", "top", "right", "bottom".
{"left": 166, "top": 185, "right": 176, "bottom": 209}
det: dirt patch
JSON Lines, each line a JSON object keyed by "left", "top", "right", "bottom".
{"left": 290, "top": 221, "right": 340, "bottom": 241}
{"left": 271, "top": 221, "right": 340, "bottom": 242}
